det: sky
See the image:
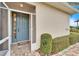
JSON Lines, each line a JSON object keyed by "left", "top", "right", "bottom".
{"left": 70, "top": 6, "right": 79, "bottom": 26}
{"left": 70, "top": 13, "right": 79, "bottom": 26}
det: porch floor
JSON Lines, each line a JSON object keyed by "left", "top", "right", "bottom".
{"left": 11, "top": 41, "right": 40, "bottom": 56}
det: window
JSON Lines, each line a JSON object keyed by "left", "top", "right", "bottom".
{"left": 0, "top": 2, "right": 6, "bottom": 7}
{"left": 0, "top": 2, "right": 8, "bottom": 56}
{"left": 0, "top": 3, "right": 8, "bottom": 40}
{"left": 0, "top": 40, "right": 8, "bottom": 56}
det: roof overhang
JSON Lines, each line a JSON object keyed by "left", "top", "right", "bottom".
{"left": 3, "top": 2, "right": 79, "bottom": 15}
{"left": 44, "top": 2, "right": 79, "bottom": 15}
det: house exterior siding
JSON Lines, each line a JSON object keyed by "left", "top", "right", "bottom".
{"left": 0, "top": 2, "right": 75, "bottom": 55}
{"left": 35, "top": 3, "right": 70, "bottom": 50}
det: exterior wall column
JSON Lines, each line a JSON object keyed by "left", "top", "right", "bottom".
{"left": 8, "top": 10, "right": 12, "bottom": 56}
{"left": 30, "top": 13, "right": 33, "bottom": 51}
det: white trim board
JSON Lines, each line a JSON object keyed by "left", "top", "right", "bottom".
{"left": 2, "top": 2, "right": 9, "bottom": 8}
{"left": 0, "top": 7, "right": 8, "bottom": 9}
{"left": 11, "top": 40, "right": 30, "bottom": 44}
{"left": 0, "top": 37, "right": 9, "bottom": 45}
{"left": 9, "top": 8, "right": 35, "bottom": 15}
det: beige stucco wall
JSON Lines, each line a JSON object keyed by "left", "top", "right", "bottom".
{"left": 35, "top": 3, "right": 70, "bottom": 50}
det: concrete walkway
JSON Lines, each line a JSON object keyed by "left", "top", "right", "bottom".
{"left": 11, "top": 41, "right": 40, "bottom": 56}
{"left": 11, "top": 41, "right": 79, "bottom": 56}
{"left": 53, "top": 43, "right": 79, "bottom": 56}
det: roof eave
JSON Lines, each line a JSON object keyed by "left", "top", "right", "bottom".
{"left": 44, "top": 2, "right": 78, "bottom": 15}
{"left": 64, "top": 2, "right": 79, "bottom": 14}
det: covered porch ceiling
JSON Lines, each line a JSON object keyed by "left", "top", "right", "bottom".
{"left": 67, "top": 2, "right": 79, "bottom": 10}
{"left": 3, "top": 2, "right": 79, "bottom": 15}
{"left": 68, "top": 2, "right": 79, "bottom": 6}
{"left": 5, "top": 2, "right": 36, "bottom": 13}
{"left": 44, "top": 2, "right": 78, "bottom": 15}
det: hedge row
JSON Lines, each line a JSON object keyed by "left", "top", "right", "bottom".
{"left": 70, "top": 28, "right": 79, "bottom": 33}
{"left": 40, "top": 32, "right": 79, "bottom": 55}
{"left": 52, "top": 36, "right": 70, "bottom": 54}
{"left": 53, "top": 32, "right": 79, "bottom": 54}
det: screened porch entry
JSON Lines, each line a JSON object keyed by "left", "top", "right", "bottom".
{"left": 4, "top": 2, "right": 36, "bottom": 44}
{"left": 0, "top": 2, "right": 8, "bottom": 56}
{"left": 4, "top": 2, "right": 36, "bottom": 55}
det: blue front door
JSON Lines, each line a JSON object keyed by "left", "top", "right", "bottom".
{"left": 12, "top": 12, "right": 29, "bottom": 42}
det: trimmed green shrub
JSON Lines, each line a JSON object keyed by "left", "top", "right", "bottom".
{"left": 40, "top": 32, "right": 79, "bottom": 55}
{"left": 52, "top": 36, "right": 70, "bottom": 53}
{"left": 70, "top": 27, "right": 79, "bottom": 33}
{"left": 69, "top": 32, "right": 79, "bottom": 45}
{"left": 40, "top": 33, "right": 52, "bottom": 55}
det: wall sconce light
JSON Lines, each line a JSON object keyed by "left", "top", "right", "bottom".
{"left": 20, "top": 4, "right": 23, "bottom": 7}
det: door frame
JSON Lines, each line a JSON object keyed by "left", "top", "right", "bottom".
{"left": 8, "top": 8, "right": 37, "bottom": 51}
{"left": 7, "top": 3, "right": 37, "bottom": 52}
{"left": 11, "top": 11, "right": 30, "bottom": 44}
{"left": 10, "top": 10, "right": 32, "bottom": 44}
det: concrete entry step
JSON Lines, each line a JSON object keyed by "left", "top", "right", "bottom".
{"left": 11, "top": 41, "right": 31, "bottom": 56}
{"left": 0, "top": 50, "right": 8, "bottom": 56}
